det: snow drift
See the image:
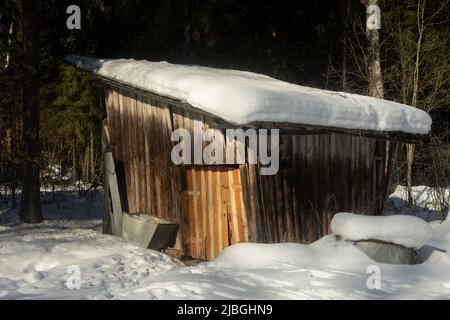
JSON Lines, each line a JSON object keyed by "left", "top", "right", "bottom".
{"left": 65, "top": 55, "right": 432, "bottom": 135}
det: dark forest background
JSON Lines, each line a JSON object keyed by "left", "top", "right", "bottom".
{"left": 0, "top": 0, "right": 449, "bottom": 217}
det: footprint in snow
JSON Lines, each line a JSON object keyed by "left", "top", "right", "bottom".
{"left": 212, "top": 290, "right": 239, "bottom": 299}
{"left": 25, "top": 257, "right": 60, "bottom": 272}
{"left": 305, "top": 270, "right": 335, "bottom": 279}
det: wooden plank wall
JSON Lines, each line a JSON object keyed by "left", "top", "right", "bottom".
{"left": 242, "top": 136, "right": 392, "bottom": 244}
{"left": 105, "top": 88, "right": 184, "bottom": 223}
{"left": 104, "top": 85, "right": 396, "bottom": 257}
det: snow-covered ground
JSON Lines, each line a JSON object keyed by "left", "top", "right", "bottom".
{"left": 386, "top": 185, "right": 449, "bottom": 221}
{"left": 1, "top": 188, "right": 450, "bottom": 300}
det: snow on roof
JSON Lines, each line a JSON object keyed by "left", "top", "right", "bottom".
{"left": 66, "top": 55, "right": 432, "bottom": 135}
{"left": 330, "top": 212, "right": 433, "bottom": 249}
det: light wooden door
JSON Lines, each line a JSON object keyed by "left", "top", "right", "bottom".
{"left": 186, "top": 167, "right": 248, "bottom": 260}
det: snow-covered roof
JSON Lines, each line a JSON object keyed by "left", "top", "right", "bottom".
{"left": 330, "top": 212, "right": 433, "bottom": 249}
{"left": 66, "top": 55, "right": 432, "bottom": 135}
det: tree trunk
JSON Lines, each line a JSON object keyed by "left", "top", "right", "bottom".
{"left": 182, "top": 2, "right": 192, "bottom": 63}
{"left": 72, "top": 135, "right": 77, "bottom": 180}
{"left": 83, "top": 145, "right": 89, "bottom": 182}
{"left": 406, "top": 144, "right": 415, "bottom": 203}
{"left": 11, "top": 170, "right": 17, "bottom": 209}
{"left": 362, "top": 0, "right": 391, "bottom": 214}
{"left": 362, "top": 0, "right": 384, "bottom": 99}
{"left": 342, "top": 0, "right": 350, "bottom": 91}
{"left": 90, "top": 129, "right": 95, "bottom": 182}
{"left": 4, "top": 22, "right": 13, "bottom": 69}
{"left": 20, "top": 0, "right": 42, "bottom": 223}
{"left": 367, "top": 28, "right": 384, "bottom": 98}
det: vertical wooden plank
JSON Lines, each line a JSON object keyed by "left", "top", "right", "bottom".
{"left": 329, "top": 134, "right": 337, "bottom": 220}
{"left": 260, "top": 174, "right": 273, "bottom": 242}
{"left": 238, "top": 166, "right": 254, "bottom": 242}
{"left": 290, "top": 136, "right": 300, "bottom": 242}
{"left": 131, "top": 93, "right": 141, "bottom": 213}
{"left": 319, "top": 135, "right": 328, "bottom": 236}
{"left": 244, "top": 164, "right": 262, "bottom": 243}
{"left": 221, "top": 170, "right": 230, "bottom": 248}
{"left": 366, "top": 137, "right": 372, "bottom": 213}
{"left": 268, "top": 175, "right": 275, "bottom": 242}
{"left": 274, "top": 175, "right": 285, "bottom": 241}
{"left": 256, "top": 168, "right": 268, "bottom": 243}
{"left": 197, "top": 169, "right": 206, "bottom": 259}
{"left": 370, "top": 139, "right": 377, "bottom": 213}
{"left": 143, "top": 97, "right": 152, "bottom": 215}
{"left": 154, "top": 100, "right": 163, "bottom": 218}
{"left": 186, "top": 168, "right": 196, "bottom": 257}
{"left": 355, "top": 136, "right": 362, "bottom": 212}
{"left": 361, "top": 138, "right": 369, "bottom": 213}
{"left": 153, "top": 99, "right": 164, "bottom": 218}
{"left": 159, "top": 104, "right": 170, "bottom": 220}
{"left": 191, "top": 168, "right": 201, "bottom": 258}
{"left": 206, "top": 169, "right": 214, "bottom": 259}
{"left": 162, "top": 102, "right": 175, "bottom": 221}
{"left": 347, "top": 135, "right": 353, "bottom": 212}
{"left": 314, "top": 135, "right": 323, "bottom": 238}
{"left": 350, "top": 136, "right": 356, "bottom": 212}
{"left": 115, "top": 89, "right": 124, "bottom": 161}
{"left": 120, "top": 91, "right": 135, "bottom": 213}
{"left": 227, "top": 169, "right": 240, "bottom": 243}
{"left": 375, "top": 140, "right": 385, "bottom": 213}
{"left": 292, "top": 136, "right": 301, "bottom": 242}
{"left": 111, "top": 89, "right": 119, "bottom": 159}
{"left": 112, "top": 89, "right": 120, "bottom": 157}
{"left": 137, "top": 95, "right": 147, "bottom": 214}
{"left": 283, "top": 175, "right": 294, "bottom": 241}
{"left": 305, "top": 135, "right": 314, "bottom": 243}
{"left": 212, "top": 168, "right": 222, "bottom": 258}
{"left": 232, "top": 168, "right": 248, "bottom": 242}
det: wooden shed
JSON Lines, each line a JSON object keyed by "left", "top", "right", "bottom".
{"left": 67, "top": 55, "right": 431, "bottom": 260}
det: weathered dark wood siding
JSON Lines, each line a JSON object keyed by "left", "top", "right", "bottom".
{"left": 241, "top": 137, "right": 397, "bottom": 244}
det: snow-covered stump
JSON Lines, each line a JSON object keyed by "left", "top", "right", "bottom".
{"left": 331, "top": 212, "right": 432, "bottom": 265}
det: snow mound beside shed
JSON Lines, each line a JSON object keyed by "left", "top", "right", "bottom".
{"left": 330, "top": 212, "right": 433, "bottom": 249}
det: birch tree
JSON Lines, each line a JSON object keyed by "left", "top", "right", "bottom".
{"left": 361, "top": 0, "right": 384, "bottom": 98}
